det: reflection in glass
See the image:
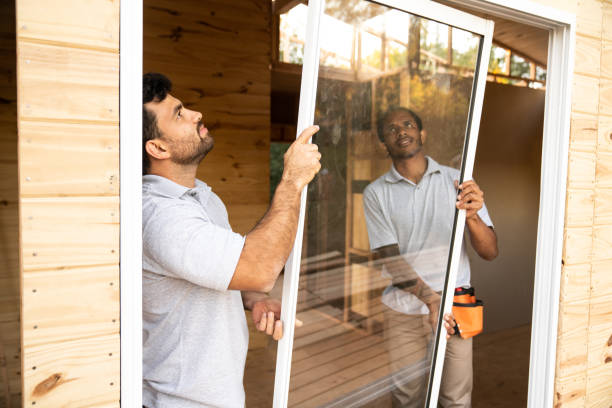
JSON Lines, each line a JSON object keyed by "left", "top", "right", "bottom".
{"left": 287, "top": 1, "right": 482, "bottom": 407}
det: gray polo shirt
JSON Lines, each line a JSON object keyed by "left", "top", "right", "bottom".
{"left": 142, "top": 175, "right": 247, "bottom": 408}
{"left": 363, "top": 157, "right": 493, "bottom": 315}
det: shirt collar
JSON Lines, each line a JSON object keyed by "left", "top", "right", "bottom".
{"left": 384, "top": 156, "right": 442, "bottom": 184}
{"left": 142, "top": 175, "right": 211, "bottom": 198}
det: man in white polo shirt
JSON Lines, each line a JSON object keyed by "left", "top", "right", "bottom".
{"left": 363, "top": 107, "right": 498, "bottom": 407}
{"left": 141, "top": 73, "right": 321, "bottom": 407}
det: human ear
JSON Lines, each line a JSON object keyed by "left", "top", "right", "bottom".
{"left": 420, "top": 129, "right": 427, "bottom": 144}
{"left": 145, "top": 139, "right": 170, "bottom": 160}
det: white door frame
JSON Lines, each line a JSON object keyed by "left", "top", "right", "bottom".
{"left": 440, "top": 2, "right": 575, "bottom": 407}
{"left": 119, "top": 0, "right": 143, "bottom": 407}
{"left": 118, "top": 1, "right": 575, "bottom": 408}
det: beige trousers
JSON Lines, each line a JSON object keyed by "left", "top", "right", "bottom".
{"left": 383, "top": 307, "right": 473, "bottom": 408}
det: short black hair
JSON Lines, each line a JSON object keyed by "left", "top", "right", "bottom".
{"left": 377, "top": 107, "right": 423, "bottom": 142}
{"left": 142, "top": 72, "right": 172, "bottom": 174}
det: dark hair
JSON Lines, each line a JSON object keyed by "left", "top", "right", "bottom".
{"left": 142, "top": 73, "right": 172, "bottom": 174}
{"left": 377, "top": 107, "right": 423, "bottom": 142}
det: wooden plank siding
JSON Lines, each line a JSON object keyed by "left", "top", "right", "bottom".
{"left": 16, "top": 0, "right": 120, "bottom": 406}
{"left": 0, "top": 1, "right": 20, "bottom": 406}
{"left": 552, "top": 0, "right": 612, "bottom": 407}
{"left": 143, "top": 0, "right": 272, "bottom": 235}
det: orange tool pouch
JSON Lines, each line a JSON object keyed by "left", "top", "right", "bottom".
{"left": 452, "top": 287, "right": 483, "bottom": 339}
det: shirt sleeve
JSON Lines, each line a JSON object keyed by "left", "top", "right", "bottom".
{"left": 143, "top": 201, "right": 245, "bottom": 292}
{"left": 477, "top": 202, "right": 494, "bottom": 228}
{"left": 363, "top": 185, "right": 398, "bottom": 251}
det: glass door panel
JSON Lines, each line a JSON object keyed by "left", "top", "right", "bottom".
{"left": 275, "top": 1, "right": 493, "bottom": 407}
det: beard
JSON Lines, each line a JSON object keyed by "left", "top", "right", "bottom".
{"left": 168, "top": 123, "right": 214, "bottom": 166}
{"left": 386, "top": 136, "right": 423, "bottom": 160}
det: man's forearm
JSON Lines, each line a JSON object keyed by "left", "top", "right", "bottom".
{"left": 466, "top": 215, "right": 498, "bottom": 260}
{"left": 236, "top": 180, "right": 302, "bottom": 292}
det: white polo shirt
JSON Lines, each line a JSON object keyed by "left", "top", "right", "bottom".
{"left": 142, "top": 175, "right": 247, "bottom": 408}
{"left": 363, "top": 157, "right": 493, "bottom": 315}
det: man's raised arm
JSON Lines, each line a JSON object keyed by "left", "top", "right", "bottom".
{"left": 229, "top": 125, "right": 321, "bottom": 292}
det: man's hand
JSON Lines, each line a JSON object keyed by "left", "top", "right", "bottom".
{"left": 251, "top": 298, "right": 303, "bottom": 341}
{"left": 455, "top": 179, "right": 484, "bottom": 220}
{"left": 443, "top": 313, "right": 459, "bottom": 339}
{"left": 281, "top": 125, "right": 322, "bottom": 191}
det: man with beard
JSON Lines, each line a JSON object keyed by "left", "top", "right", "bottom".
{"left": 141, "top": 73, "right": 321, "bottom": 407}
{"left": 363, "top": 107, "right": 498, "bottom": 407}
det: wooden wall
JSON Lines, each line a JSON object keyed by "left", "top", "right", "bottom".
{"left": 545, "top": 0, "right": 612, "bottom": 406}
{"left": 0, "top": 1, "right": 19, "bottom": 406}
{"left": 143, "top": 0, "right": 272, "bottom": 235}
{"left": 16, "top": 0, "right": 120, "bottom": 406}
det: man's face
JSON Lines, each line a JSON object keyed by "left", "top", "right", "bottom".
{"left": 145, "top": 93, "right": 213, "bottom": 166}
{"left": 381, "top": 110, "right": 424, "bottom": 160}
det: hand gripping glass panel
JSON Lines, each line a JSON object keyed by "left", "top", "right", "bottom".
{"left": 280, "top": 1, "right": 491, "bottom": 407}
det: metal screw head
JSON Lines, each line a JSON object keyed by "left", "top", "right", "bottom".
{"left": 25, "top": 176, "right": 31, "bottom": 181}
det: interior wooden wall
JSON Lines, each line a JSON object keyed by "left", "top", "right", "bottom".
{"left": 0, "top": 1, "right": 19, "bottom": 406}
{"left": 543, "top": 0, "right": 612, "bottom": 406}
{"left": 143, "top": 0, "right": 272, "bottom": 235}
{"left": 16, "top": 0, "right": 120, "bottom": 406}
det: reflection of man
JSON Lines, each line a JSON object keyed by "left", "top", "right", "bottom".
{"left": 141, "top": 73, "right": 320, "bottom": 407}
{"left": 363, "top": 107, "right": 498, "bottom": 407}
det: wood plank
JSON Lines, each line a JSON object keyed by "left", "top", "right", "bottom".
{"left": 594, "top": 188, "right": 612, "bottom": 226}
{"left": 22, "top": 266, "right": 119, "bottom": 348}
{"left": 586, "top": 322, "right": 612, "bottom": 369}
{"left": 23, "top": 333, "right": 119, "bottom": 407}
{"left": 17, "top": 41, "right": 118, "bottom": 123}
{"left": 554, "top": 373, "right": 587, "bottom": 408}
{"left": 17, "top": 0, "right": 119, "bottom": 51}
{"left": 604, "top": 2, "right": 612, "bottom": 42}
{"left": 592, "top": 225, "right": 612, "bottom": 262}
{"left": 556, "top": 323, "right": 588, "bottom": 379}
{"left": 599, "top": 79, "right": 612, "bottom": 116}
{"left": 574, "top": 34, "right": 601, "bottom": 78}
{"left": 601, "top": 40, "right": 612, "bottom": 80}
{"left": 591, "top": 259, "right": 612, "bottom": 299}
{"left": 570, "top": 112, "right": 597, "bottom": 153}
{"left": 560, "top": 263, "right": 591, "bottom": 303}
{"left": 557, "top": 298, "right": 590, "bottom": 339}
{"left": 20, "top": 197, "right": 119, "bottom": 271}
{"left": 595, "top": 151, "right": 612, "bottom": 188}
{"left": 563, "top": 227, "right": 593, "bottom": 266}
{"left": 565, "top": 188, "right": 594, "bottom": 227}
{"left": 572, "top": 74, "right": 600, "bottom": 114}
{"left": 585, "top": 363, "right": 612, "bottom": 408}
{"left": 19, "top": 121, "right": 119, "bottom": 197}
{"left": 596, "top": 114, "right": 612, "bottom": 152}
{"left": 567, "top": 150, "right": 596, "bottom": 189}
{"left": 576, "top": 0, "right": 603, "bottom": 39}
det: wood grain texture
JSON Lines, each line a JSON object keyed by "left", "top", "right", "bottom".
{"left": 570, "top": 112, "right": 598, "bottom": 153}
{"left": 576, "top": 0, "right": 603, "bottom": 39}
{"left": 599, "top": 79, "right": 612, "bottom": 116}
{"left": 20, "top": 197, "right": 119, "bottom": 271}
{"left": 567, "top": 150, "right": 597, "bottom": 189}
{"left": 563, "top": 227, "right": 593, "bottom": 265}
{"left": 565, "top": 188, "right": 595, "bottom": 227}
{"left": 596, "top": 114, "right": 612, "bottom": 152}
{"left": 16, "top": 0, "right": 119, "bottom": 51}
{"left": 572, "top": 74, "right": 600, "bottom": 114}
{"left": 601, "top": 40, "right": 612, "bottom": 79}
{"left": 575, "top": 34, "right": 601, "bottom": 78}
{"left": 144, "top": 0, "right": 272, "bottom": 235}
{"left": 17, "top": 41, "right": 118, "bottom": 124}
{"left": 19, "top": 121, "right": 119, "bottom": 197}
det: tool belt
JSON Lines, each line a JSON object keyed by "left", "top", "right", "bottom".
{"left": 452, "top": 287, "right": 483, "bottom": 339}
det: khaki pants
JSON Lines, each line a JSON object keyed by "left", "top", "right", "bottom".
{"left": 384, "top": 308, "right": 473, "bottom": 408}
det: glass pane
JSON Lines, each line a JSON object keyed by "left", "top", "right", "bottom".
{"left": 279, "top": 4, "right": 308, "bottom": 64}
{"left": 287, "top": 1, "right": 483, "bottom": 407}
{"left": 510, "top": 54, "right": 530, "bottom": 78}
{"left": 489, "top": 44, "right": 508, "bottom": 74}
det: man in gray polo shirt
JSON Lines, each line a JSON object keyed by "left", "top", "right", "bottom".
{"left": 141, "top": 73, "right": 321, "bottom": 407}
{"left": 363, "top": 107, "right": 498, "bottom": 407}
